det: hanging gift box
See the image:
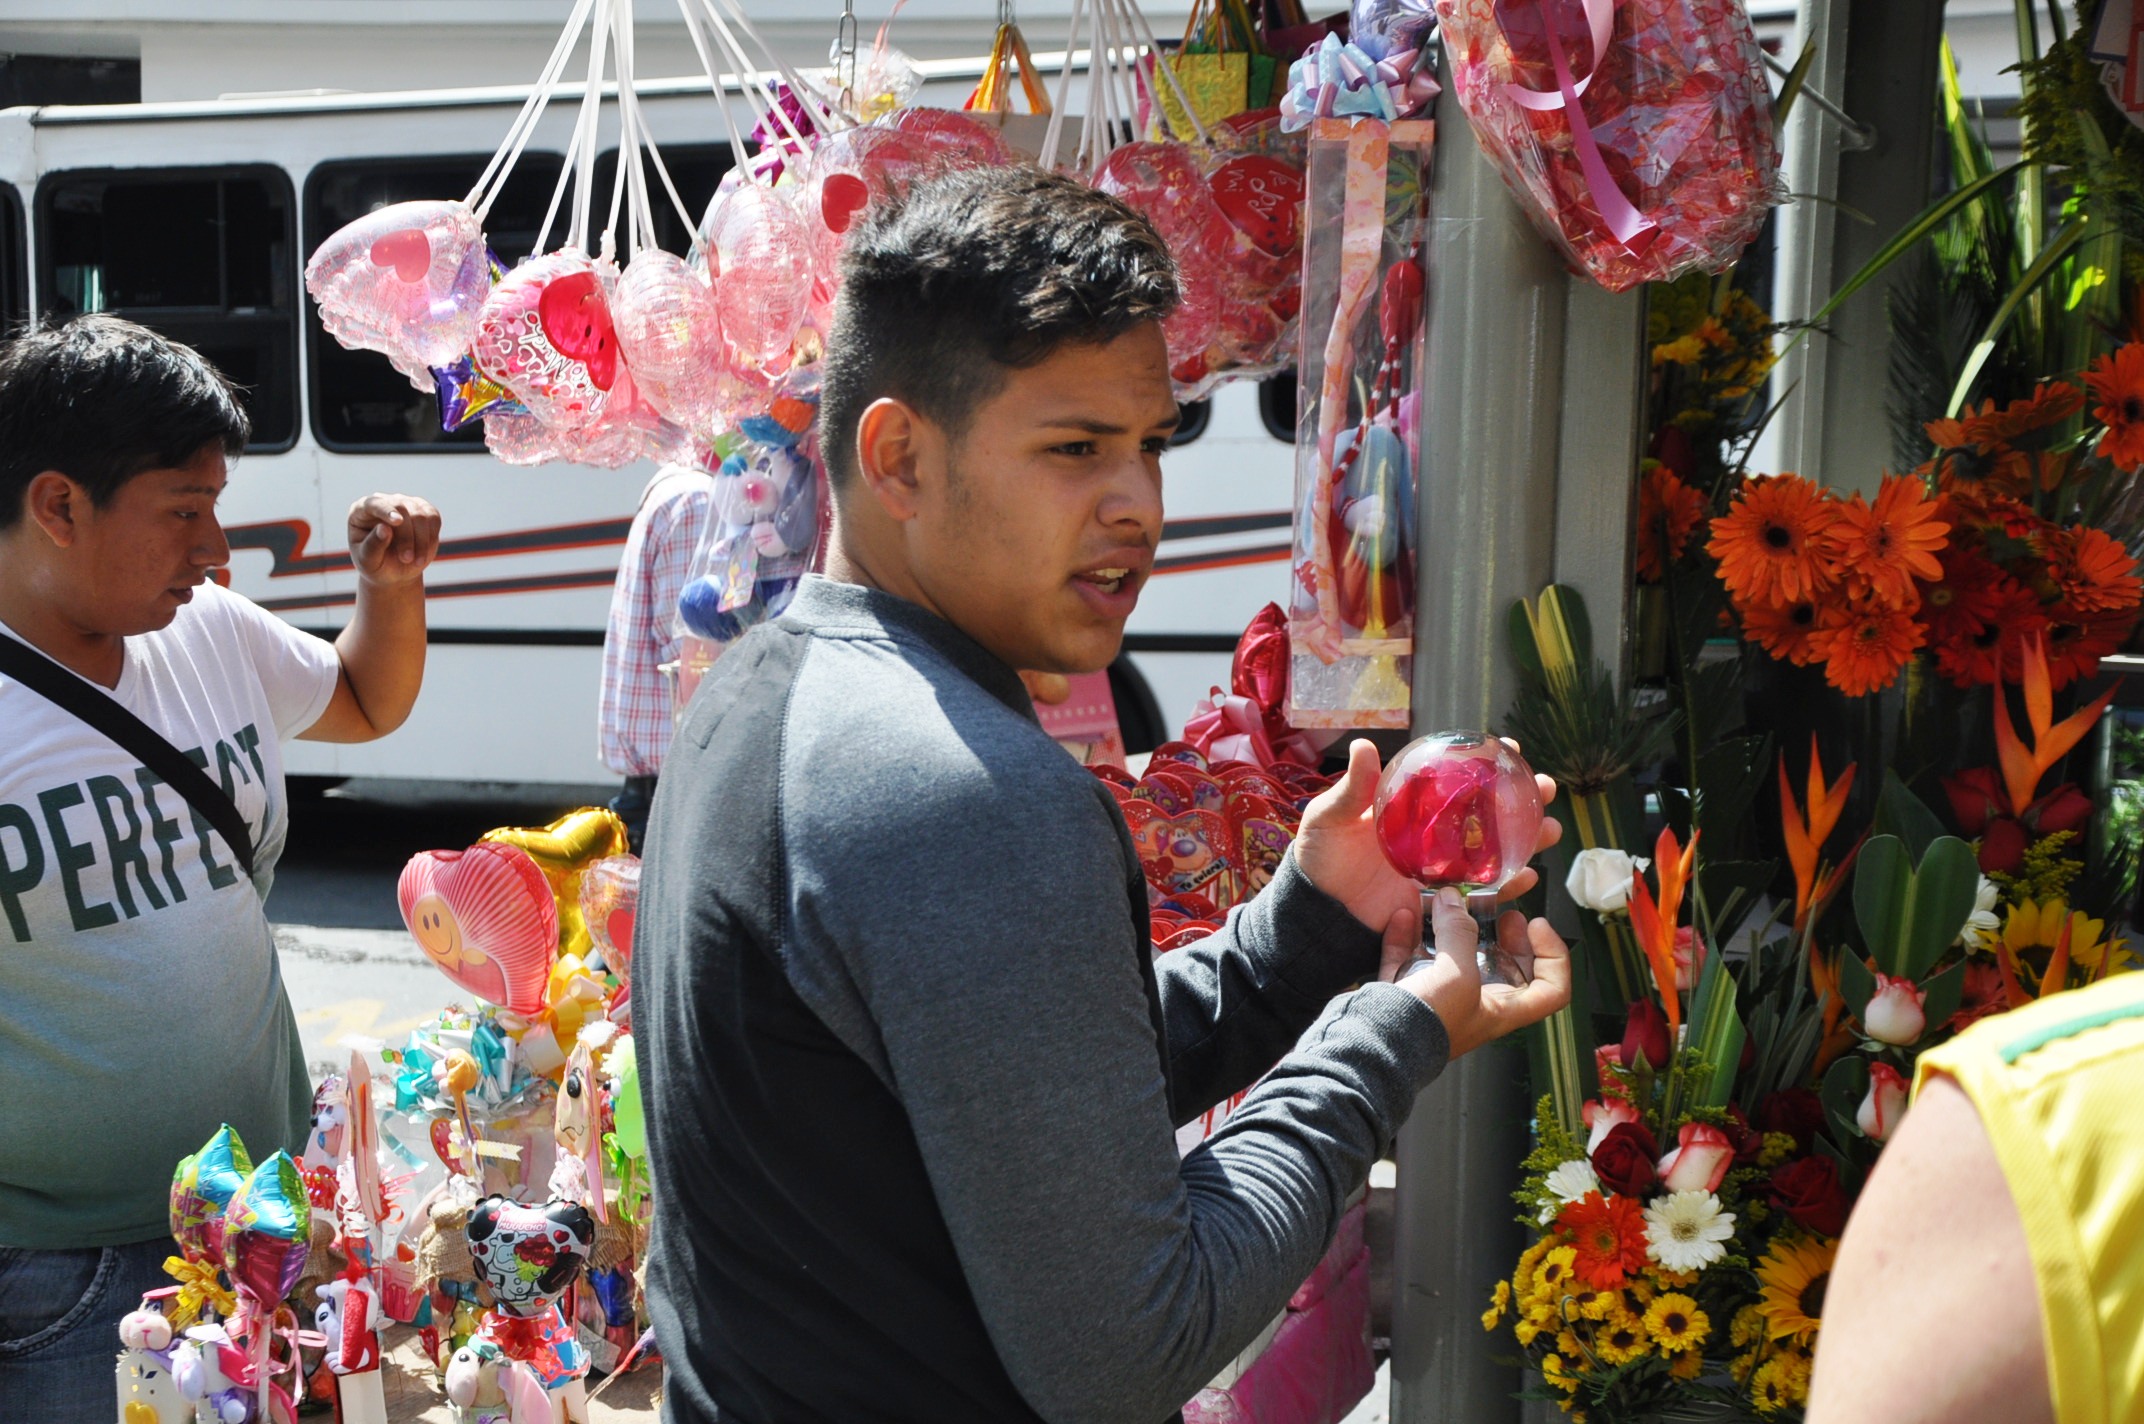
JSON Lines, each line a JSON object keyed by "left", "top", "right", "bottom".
{"left": 1434, "top": 0, "right": 1783, "bottom": 292}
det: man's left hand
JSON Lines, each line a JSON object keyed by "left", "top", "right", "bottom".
{"left": 1292, "top": 739, "right": 1560, "bottom": 959}
{"left": 348, "top": 493, "right": 441, "bottom": 587}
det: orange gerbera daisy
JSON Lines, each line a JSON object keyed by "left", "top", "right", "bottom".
{"left": 1933, "top": 578, "right": 2046, "bottom": 688}
{"left": 2085, "top": 343, "right": 2144, "bottom": 469}
{"left": 1709, "top": 474, "right": 1839, "bottom": 607}
{"left": 1740, "top": 596, "right": 1823, "bottom": 665}
{"left": 1813, "top": 593, "right": 1924, "bottom": 696}
{"left": 1823, "top": 475, "right": 1949, "bottom": 610}
{"left": 1963, "top": 382, "right": 2085, "bottom": 445}
{"left": 1919, "top": 546, "right": 2003, "bottom": 651}
{"left": 1558, "top": 1191, "right": 1651, "bottom": 1290}
{"left": 2043, "top": 600, "right": 2136, "bottom": 690}
{"left": 2044, "top": 525, "right": 2144, "bottom": 613}
{"left": 1637, "top": 464, "right": 1709, "bottom": 582}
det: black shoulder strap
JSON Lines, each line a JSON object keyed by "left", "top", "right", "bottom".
{"left": 0, "top": 631, "right": 256, "bottom": 877}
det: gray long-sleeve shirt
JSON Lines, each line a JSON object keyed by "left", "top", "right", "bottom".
{"left": 638, "top": 576, "right": 1450, "bottom": 1424}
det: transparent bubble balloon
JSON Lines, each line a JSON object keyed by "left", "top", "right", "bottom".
{"left": 306, "top": 198, "right": 492, "bottom": 390}
{"left": 1374, "top": 732, "right": 1543, "bottom": 894}
{"left": 702, "top": 184, "right": 814, "bottom": 377}
{"left": 483, "top": 366, "right": 685, "bottom": 469}
{"left": 611, "top": 249, "right": 728, "bottom": 435}
{"left": 885, "top": 107, "right": 1016, "bottom": 168}
{"left": 470, "top": 250, "right": 622, "bottom": 432}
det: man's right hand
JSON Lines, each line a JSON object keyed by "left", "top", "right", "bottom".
{"left": 1381, "top": 887, "right": 1570, "bottom": 1059}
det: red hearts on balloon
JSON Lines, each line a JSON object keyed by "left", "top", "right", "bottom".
{"left": 537, "top": 270, "right": 619, "bottom": 391}
{"left": 1209, "top": 155, "right": 1307, "bottom": 258}
{"left": 820, "top": 172, "right": 871, "bottom": 235}
{"left": 368, "top": 228, "right": 434, "bottom": 283}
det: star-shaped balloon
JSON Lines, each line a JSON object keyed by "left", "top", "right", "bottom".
{"left": 433, "top": 355, "right": 527, "bottom": 432}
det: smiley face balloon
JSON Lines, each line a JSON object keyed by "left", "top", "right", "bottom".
{"left": 397, "top": 842, "right": 556, "bottom": 1014}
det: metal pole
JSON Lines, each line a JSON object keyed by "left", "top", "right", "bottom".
{"left": 1390, "top": 81, "right": 1567, "bottom": 1424}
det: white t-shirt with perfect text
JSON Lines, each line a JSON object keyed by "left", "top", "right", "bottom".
{"left": 0, "top": 581, "right": 340, "bottom": 1246}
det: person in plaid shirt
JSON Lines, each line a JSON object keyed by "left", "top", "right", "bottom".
{"left": 599, "top": 462, "right": 711, "bottom": 851}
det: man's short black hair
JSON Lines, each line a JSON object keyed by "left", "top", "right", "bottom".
{"left": 819, "top": 164, "right": 1179, "bottom": 489}
{"left": 0, "top": 315, "right": 250, "bottom": 529}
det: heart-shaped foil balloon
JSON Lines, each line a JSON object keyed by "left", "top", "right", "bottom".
{"left": 578, "top": 854, "right": 640, "bottom": 987}
{"left": 884, "top": 106, "right": 1018, "bottom": 168}
{"left": 611, "top": 250, "right": 731, "bottom": 436}
{"left": 305, "top": 199, "right": 494, "bottom": 389}
{"left": 470, "top": 250, "right": 621, "bottom": 432}
{"left": 1121, "top": 802, "right": 1238, "bottom": 908}
{"left": 465, "top": 1196, "right": 595, "bottom": 1318}
{"left": 222, "top": 1151, "right": 311, "bottom": 1307}
{"left": 170, "top": 1124, "right": 253, "bottom": 1265}
{"left": 481, "top": 808, "right": 628, "bottom": 962}
{"left": 398, "top": 841, "right": 557, "bottom": 1014}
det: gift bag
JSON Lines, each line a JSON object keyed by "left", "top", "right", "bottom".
{"left": 1434, "top": 0, "right": 1783, "bottom": 292}
{"left": 1150, "top": 0, "right": 1253, "bottom": 138}
{"left": 964, "top": 21, "right": 1053, "bottom": 115}
{"left": 1287, "top": 118, "right": 1430, "bottom": 730}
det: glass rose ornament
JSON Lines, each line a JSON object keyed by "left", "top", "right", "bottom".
{"left": 305, "top": 198, "right": 494, "bottom": 389}
{"left": 1373, "top": 732, "right": 1544, "bottom": 983}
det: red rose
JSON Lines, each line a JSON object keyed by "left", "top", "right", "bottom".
{"left": 1589, "top": 1120, "right": 1660, "bottom": 1197}
{"left": 1767, "top": 1155, "right": 1849, "bottom": 1237}
{"left": 1725, "top": 1104, "right": 1763, "bottom": 1167}
{"left": 1621, "top": 999, "right": 1671, "bottom": 1073}
{"left": 1754, "top": 1089, "right": 1825, "bottom": 1153}
{"left": 1979, "top": 817, "right": 2029, "bottom": 875}
{"left": 2027, "top": 783, "right": 2093, "bottom": 836}
{"left": 1943, "top": 766, "right": 2003, "bottom": 836}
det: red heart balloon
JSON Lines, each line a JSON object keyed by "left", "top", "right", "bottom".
{"left": 368, "top": 228, "right": 434, "bottom": 283}
{"left": 398, "top": 842, "right": 556, "bottom": 1014}
{"left": 1208, "top": 155, "right": 1306, "bottom": 258}
{"left": 820, "top": 172, "right": 871, "bottom": 235}
{"left": 536, "top": 270, "right": 619, "bottom": 391}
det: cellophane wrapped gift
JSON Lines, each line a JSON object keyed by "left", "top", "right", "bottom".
{"left": 1287, "top": 118, "right": 1430, "bottom": 730}
{"left": 1434, "top": 0, "right": 1784, "bottom": 292}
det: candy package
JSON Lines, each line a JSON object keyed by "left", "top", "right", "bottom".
{"left": 1434, "top": 0, "right": 1783, "bottom": 291}
{"left": 1287, "top": 118, "right": 1430, "bottom": 729}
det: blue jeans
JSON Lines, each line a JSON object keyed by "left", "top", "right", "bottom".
{"left": 0, "top": 1238, "right": 173, "bottom": 1422}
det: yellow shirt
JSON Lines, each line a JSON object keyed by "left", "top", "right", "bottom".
{"left": 1916, "top": 971, "right": 2144, "bottom": 1424}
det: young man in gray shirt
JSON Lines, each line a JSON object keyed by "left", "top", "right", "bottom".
{"left": 636, "top": 165, "right": 1571, "bottom": 1424}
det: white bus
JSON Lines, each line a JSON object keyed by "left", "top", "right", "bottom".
{"left": 0, "top": 59, "right": 1299, "bottom": 787}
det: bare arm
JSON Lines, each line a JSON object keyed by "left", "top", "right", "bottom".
{"left": 301, "top": 493, "right": 441, "bottom": 743}
{"left": 1806, "top": 1073, "right": 2051, "bottom": 1424}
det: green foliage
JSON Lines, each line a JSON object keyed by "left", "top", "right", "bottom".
{"left": 1852, "top": 835, "right": 1982, "bottom": 980}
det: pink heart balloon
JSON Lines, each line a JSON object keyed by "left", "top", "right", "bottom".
{"left": 578, "top": 855, "right": 640, "bottom": 988}
{"left": 397, "top": 842, "right": 556, "bottom": 1014}
{"left": 470, "top": 250, "right": 620, "bottom": 432}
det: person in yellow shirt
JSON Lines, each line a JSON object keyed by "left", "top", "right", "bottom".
{"left": 1809, "top": 969, "right": 2144, "bottom": 1424}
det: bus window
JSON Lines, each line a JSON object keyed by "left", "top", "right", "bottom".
{"left": 0, "top": 184, "right": 22, "bottom": 335}
{"left": 37, "top": 167, "right": 298, "bottom": 450}
{"left": 1170, "top": 399, "right": 1211, "bottom": 446}
{"left": 591, "top": 145, "right": 737, "bottom": 257}
{"left": 1258, "top": 369, "right": 1296, "bottom": 442}
{"left": 304, "top": 153, "right": 565, "bottom": 451}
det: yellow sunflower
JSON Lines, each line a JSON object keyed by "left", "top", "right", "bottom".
{"left": 1730, "top": 1303, "right": 1765, "bottom": 1349}
{"left": 1571, "top": 1287, "right": 1619, "bottom": 1322}
{"left": 1643, "top": 1292, "right": 1710, "bottom": 1352}
{"left": 2004, "top": 898, "right": 2136, "bottom": 977}
{"left": 1755, "top": 1235, "right": 1836, "bottom": 1344}
{"left": 1592, "top": 1309, "right": 1651, "bottom": 1366}
{"left": 1515, "top": 1316, "right": 1545, "bottom": 1348}
{"left": 1556, "top": 1328, "right": 1586, "bottom": 1361}
{"left": 1534, "top": 1245, "right": 1579, "bottom": 1299}
{"left": 1540, "top": 1353, "right": 1581, "bottom": 1393}
{"left": 1669, "top": 1349, "right": 1704, "bottom": 1380}
{"left": 1750, "top": 1356, "right": 1796, "bottom": 1415}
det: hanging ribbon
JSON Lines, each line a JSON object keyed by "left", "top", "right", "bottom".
{"left": 1495, "top": 0, "right": 1657, "bottom": 256}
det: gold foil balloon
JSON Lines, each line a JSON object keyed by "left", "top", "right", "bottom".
{"left": 480, "top": 808, "right": 629, "bottom": 960}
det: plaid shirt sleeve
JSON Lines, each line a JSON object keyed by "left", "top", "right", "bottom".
{"left": 599, "top": 469, "right": 711, "bottom": 777}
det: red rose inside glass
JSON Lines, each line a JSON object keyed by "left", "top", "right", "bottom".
{"left": 1373, "top": 732, "right": 1544, "bottom": 982}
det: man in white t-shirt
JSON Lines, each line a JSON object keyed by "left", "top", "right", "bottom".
{"left": 0, "top": 315, "right": 441, "bottom": 1418}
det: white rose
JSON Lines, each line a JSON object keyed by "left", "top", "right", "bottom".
{"left": 1564, "top": 848, "right": 1650, "bottom": 914}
